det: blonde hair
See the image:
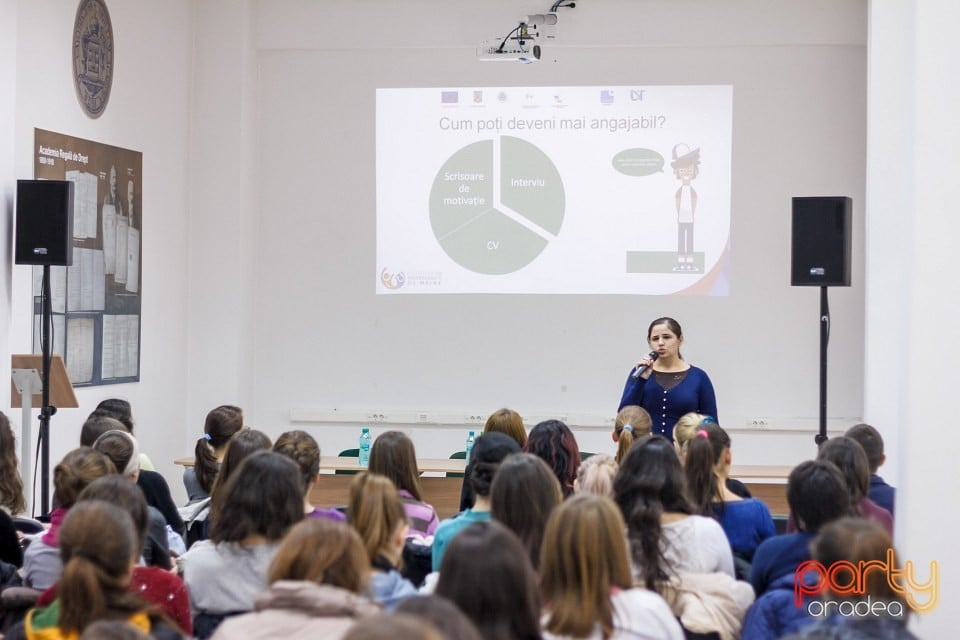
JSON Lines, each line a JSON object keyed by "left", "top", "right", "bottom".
{"left": 540, "top": 495, "right": 633, "bottom": 640}
{"left": 613, "top": 406, "right": 651, "bottom": 463}
{"left": 347, "top": 472, "right": 407, "bottom": 563}
{"left": 674, "top": 412, "right": 711, "bottom": 459}
{"left": 574, "top": 454, "right": 618, "bottom": 497}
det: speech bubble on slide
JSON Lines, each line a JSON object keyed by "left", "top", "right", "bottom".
{"left": 612, "top": 148, "right": 665, "bottom": 176}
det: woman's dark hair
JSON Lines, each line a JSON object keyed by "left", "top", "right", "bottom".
{"left": 80, "top": 415, "right": 127, "bottom": 447}
{"left": 193, "top": 405, "right": 243, "bottom": 495}
{"left": 77, "top": 475, "right": 149, "bottom": 552}
{"left": 268, "top": 519, "right": 369, "bottom": 593}
{"left": 273, "top": 430, "right": 321, "bottom": 495}
{"left": 523, "top": 420, "right": 580, "bottom": 497}
{"left": 647, "top": 316, "right": 684, "bottom": 359}
{"left": 208, "top": 451, "right": 304, "bottom": 544}
{"left": 92, "top": 430, "right": 138, "bottom": 477}
{"left": 613, "top": 435, "right": 692, "bottom": 591}
{"left": 435, "top": 521, "right": 542, "bottom": 640}
{"left": 684, "top": 422, "right": 731, "bottom": 516}
{"left": 844, "top": 423, "right": 885, "bottom": 473}
{"left": 0, "top": 412, "right": 25, "bottom": 514}
{"left": 490, "top": 453, "right": 562, "bottom": 569}
{"left": 56, "top": 500, "right": 156, "bottom": 633}
{"left": 817, "top": 436, "right": 871, "bottom": 508}
{"left": 210, "top": 428, "right": 272, "bottom": 500}
{"left": 468, "top": 432, "right": 521, "bottom": 498}
{"left": 369, "top": 431, "right": 423, "bottom": 501}
{"left": 787, "top": 460, "right": 854, "bottom": 533}
{"left": 53, "top": 447, "right": 116, "bottom": 509}
{"left": 94, "top": 399, "right": 134, "bottom": 432}
{"left": 394, "top": 595, "right": 484, "bottom": 640}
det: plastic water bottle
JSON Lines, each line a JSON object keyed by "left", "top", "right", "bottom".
{"left": 358, "top": 427, "right": 371, "bottom": 467}
{"left": 464, "top": 430, "right": 476, "bottom": 461}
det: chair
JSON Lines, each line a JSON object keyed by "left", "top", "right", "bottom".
{"left": 10, "top": 517, "right": 44, "bottom": 536}
{"left": 447, "top": 450, "right": 466, "bottom": 478}
{"left": 335, "top": 448, "right": 360, "bottom": 475}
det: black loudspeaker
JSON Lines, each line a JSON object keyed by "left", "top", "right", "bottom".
{"left": 791, "top": 196, "right": 851, "bottom": 287}
{"left": 15, "top": 179, "right": 74, "bottom": 266}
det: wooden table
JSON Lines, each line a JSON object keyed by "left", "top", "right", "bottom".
{"left": 175, "top": 457, "right": 790, "bottom": 518}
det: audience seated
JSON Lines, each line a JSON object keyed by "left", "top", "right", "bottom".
{"left": 684, "top": 423, "right": 775, "bottom": 577}
{"left": 675, "top": 413, "right": 752, "bottom": 498}
{"left": 180, "top": 451, "right": 303, "bottom": 638}
{"left": 369, "top": 431, "right": 440, "bottom": 538}
{"left": 393, "top": 595, "right": 484, "bottom": 640}
{"left": 490, "top": 453, "right": 562, "bottom": 570}
{"left": 611, "top": 405, "right": 651, "bottom": 464}
{"left": 6, "top": 500, "right": 183, "bottom": 640}
{"left": 183, "top": 405, "right": 244, "bottom": 504}
{"left": 523, "top": 420, "right": 581, "bottom": 498}
{"left": 749, "top": 460, "right": 853, "bottom": 599}
{"left": 91, "top": 399, "right": 156, "bottom": 471}
{"left": 34, "top": 476, "right": 192, "bottom": 635}
{"left": 573, "top": 453, "right": 618, "bottom": 498}
{"left": 845, "top": 423, "right": 896, "bottom": 517}
{"left": 435, "top": 521, "right": 542, "bottom": 640}
{"left": 432, "top": 432, "right": 520, "bottom": 571}
{"left": 22, "top": 448, "right": 115, "bottom": 590}
{"left": 347, "top": 472, "right": 417, "bottom": 611}
{"left": 211, "top": 519, "right": 379, "bottom": 639}
{"left": 810, "top": 437, "right": 893, "bottom": 536}
{"left": 273, "top": 430, "right": 346, "bottom": 522}
{"left": 459, "top": 408, "right": 527, "bottom": 511}
{"left": 540, "top": 494, "right": 683, "bottom": 640}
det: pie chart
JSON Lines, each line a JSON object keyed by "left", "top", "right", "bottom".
{"left": 429, "top": 136, "right": 565, "bottom": 275}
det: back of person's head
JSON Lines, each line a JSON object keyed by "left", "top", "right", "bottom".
{"left": 347, "top": 472, "right": 408, "bottom": 563}
{"left": 54, "top": 447, "right": 116, "bottom": 509}
{"left": 77, "top": 475, "right": 149, "bottom": 553}
{"left": 810, "top": 517, "right": 906, "bottom": 608}
{"left": 343, "top": 614, "right": 443, "bottom": 640}
{"left": 57, "top": 500, "right": 144, "bottom": 633}
{"left": 574, "top": 453, "right": 618, "bottom": 497}
{"left": 483, "top": 408, "right": 527, "bottom": 448}
{"left": 468, "top": 432, "right": 521, "bottom": 498}
{"left": 79, "top": 619, "right": 150, "bottom": 640}
{"left": 208, "top": 450, "right": 304, "bottom": 544}
{"left": 369, "top": 430, "right": 423, "bottom": 501}
{"left": 787, "top": 460, "right": 854, "bottom": 533}
{"left": 435, "top": 521, "right": 541, "bottom": 640}
{"left": 268, "top": 519, "right": 369, "bottom": 593}
{"left": 92, "top": 430, "right": 140, "bottom": 478}
{"left": 0, "top": 411, "right": 25, "bottom": 514}
{"left": 673, "top": 412, "right": 713, "bottom": 458}
{"left": 540, "top": 494, "right": 632, "bottom": 640}
{"left": 817, "top": 436, "right": 871, "bottom": 505}
{"left": 273, "top": 430, "right": 321, "bottom": 496}
{"left": 490, "top": 453, "right": 562, "bottom": 569}
{"left": 193, "top": 404, "right": 244, "bottom": 495}
{"left": 845, "top": 423, "right": 885, "bottom": 473}
{"left": 210, "top": 428, "right": 272, "bottom": 500}
{"left": 523, "top": 419, "right": 580, "bottom": 497}
{"left": 94, "top": 399, "right": 134, "bottom": 432}
{"left": 613, "top": 435, "right": 691, "bottom": 590}
{"left": 684, "top": 422, "right": 732, "bottom": 516}
{"left": 393, "top": 595, "right": 484, "bottom": 640}
{"left": 80, "top": 414, "right": 127, "bottom": 447}
{"left": 613, "top": 405, "right": 652, "bottom": 464}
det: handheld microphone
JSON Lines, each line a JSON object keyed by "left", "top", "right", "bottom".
{"left": 631, "top": 351, "right": 659, "bottom": 380}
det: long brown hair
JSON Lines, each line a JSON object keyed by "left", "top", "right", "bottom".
{"left": 268, "top": 519, "right": 370, "bottom": 593}
{"left": 0, "top": 412, "right": 25, "bottom": 514}
{"left": 484, "top": 409, "right": 527, "bottom": 447}
{"left": 684, "top": 422, "right": 731, "bottom": 516}
{"left": 193, "top": 405, "right": 243, "bottom": 495}
{"left": 55, "top": 500, "right": 154, "bottom": 632}
{"left": 541, "top": 495, "right": 633, "bottom": 640}
{"left": 347, "top": 472, "right": 407, "bottom": 563}
{"left": 369, "top": 431, "right": 423, "bottom": 500}
{"left": 490, "top": 453, "right": 562, "bottom": 569}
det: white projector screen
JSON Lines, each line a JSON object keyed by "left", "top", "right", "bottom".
{"left": 376, "top": 85, "right": 732, "bottom": 295}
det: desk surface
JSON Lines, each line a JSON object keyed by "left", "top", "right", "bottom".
{"left": 175, "top": 455, "right": 466, "bottom": 474}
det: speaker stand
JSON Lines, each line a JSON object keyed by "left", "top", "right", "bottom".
{"left": 816, "top": 286, "right": 830, "bottom": 447}
{"left": 38, "top": 265, "right": 57, "bottom": 515}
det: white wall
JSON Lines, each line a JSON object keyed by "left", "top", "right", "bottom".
{"left": 6, "top": 0, "right": 194, "bottom": 508}
{"left": 1, "top": 0, "right": 16, "bottom": 410}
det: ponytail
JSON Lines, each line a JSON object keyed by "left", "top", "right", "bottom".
{"left": 613, "top": 406, "right": 651, "bottom": 464}
{"left": 685, "top": 434, "right": 720, "bottom": 516}
{"left": 616, "top": 427, "right": 634, "bottom": 464}
{"left": 194, "top": 436, "right": 220, "bottom": 495}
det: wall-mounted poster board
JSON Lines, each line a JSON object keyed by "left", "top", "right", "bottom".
{"left": 31, "top": 128, "right": 142, "bottom": 386}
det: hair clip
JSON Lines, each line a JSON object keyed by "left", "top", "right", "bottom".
{"left": 696, "top": 429, "right": 709, "bottom": 438}
{"left": 203, "top": 433, "right": 212, "bottom": 442}
{"left": 622, "top": 424, "right": 634, "bottom": 433}
{"left": 699, "top": 416, "right": 716, "bottom": 426}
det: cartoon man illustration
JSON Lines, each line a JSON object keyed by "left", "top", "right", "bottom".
{"left": 671, "top": 143, "right": 700, "bottom": 272}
